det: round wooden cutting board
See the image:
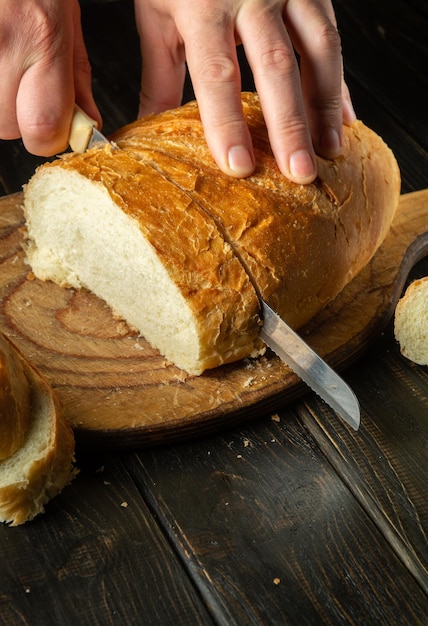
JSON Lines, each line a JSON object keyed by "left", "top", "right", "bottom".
{"left": 0, "top": 190, "right": 427, "bottom": 447}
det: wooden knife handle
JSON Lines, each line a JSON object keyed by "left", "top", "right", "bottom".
{"left": 69, "top": 105, "right": 98, "bottom": 154}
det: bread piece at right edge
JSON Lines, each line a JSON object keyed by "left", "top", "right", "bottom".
{"left": 0, "top": 336, "right": 77, "bottom": 526}
{"left": 394, "top": 277, "right": 428, "bottom": 365}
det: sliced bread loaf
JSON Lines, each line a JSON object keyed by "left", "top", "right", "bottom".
{"left": 23, "top": 93, "right": 401, "bottom": 375}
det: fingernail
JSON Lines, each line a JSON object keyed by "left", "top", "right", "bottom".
{"left": 289, "top": 150, "right": 316, "bottom": 182}
{"left": 319, "top": 127, "right": 342, "bottom": 158}
{"left": 227, "top": 145, "right": 254, "bottom": 177}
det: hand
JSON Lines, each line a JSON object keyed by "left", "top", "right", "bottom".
{"left": 135, "top": 0, "right": 356, "bottom": 183}
{"left": 0, "top": 0, "right": 100, "bottom": 156}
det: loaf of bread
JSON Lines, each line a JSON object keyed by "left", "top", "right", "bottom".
{"left": 394, "top": 277, "right": 428, "bottom": 365}
{"left": 0, "top": 334, "right": 77, "bottom": 526}
{"left": 23, "top": 92, "right": 401, "bottom": 375}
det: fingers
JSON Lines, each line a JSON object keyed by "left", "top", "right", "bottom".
{"left": 1, "top": 0, "right": 353, "bottom": 177}
{"left": 193, "top": 0, "right": 354, "bottom": 182}
{"left": 240, "top": 0, "right": 355, "bottom": 182}
{"left": 238, "top": 2, "right": 317, "bottom": 183}
{"left": 135, "top": 1, "right": 255, "bottom": 177}
{"left": 180, "top": 7, "right": 255, "bottom": 177}
{"left": 16, "top": 70, "right": 73, "bottom": 157}
{"left": 284, "top": 0, "right": 354, "bottom": 160}
{"left": 16, "top": 26, "right": 77, "bottom": 157}
{"left": 135, "top": 3, "right": 186, "bottom": 118}
{"left": 0, "top": 0, "right": 97, "bottom": 157}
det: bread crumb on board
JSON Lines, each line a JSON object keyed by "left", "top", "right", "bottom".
{"left": 243, "top": 376, "right": 256, "bottom": 387}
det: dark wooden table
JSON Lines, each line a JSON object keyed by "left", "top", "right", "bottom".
{"left": 1, "top": 1, "right": 427, "bottom": 624}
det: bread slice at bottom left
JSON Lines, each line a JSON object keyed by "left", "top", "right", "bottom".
{"left": 0, "top": 338, "right": 77, "bottom": 526}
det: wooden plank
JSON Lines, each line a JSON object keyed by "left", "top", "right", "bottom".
{"left": 123, "top": 413, "right": 428, "bottom": 625}
{"left": 301, "top": 0, "right": 428, "bottom": 598}
{"left": 0, "top": 453, "right": 213, "bottom": 626}
{"left": 298, "top": 257, "right": 428, "bottom": 596}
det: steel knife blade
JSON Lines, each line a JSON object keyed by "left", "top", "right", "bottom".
{"left": 259, "top": 300, "right": 360, "bottom": 430}
{"left": 69, "top": 105, "right": 111, "bottom": 153}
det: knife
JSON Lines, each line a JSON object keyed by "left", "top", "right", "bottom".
{"left": 69, "top": 105, "right": 111, "bottom": 153}
{"left": 259, "top": 301, "right": 360, "bottom": 430}
{"left": 68, "top": 106, "right": 360, "bottom": 430}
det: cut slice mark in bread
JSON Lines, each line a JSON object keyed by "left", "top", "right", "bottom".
{"left": 128, "top": 152, "right": 267, "bottom": 302}
{"left": 24, "top": 161, "right": 262, "bottom": 375}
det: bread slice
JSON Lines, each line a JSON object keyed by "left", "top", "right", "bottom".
{"left": 0, "top": 334, "right": 31, "bottom": 459}
{"left": 23, "top": 92, "right": 401, "bottom": 375}
{"left": 0, "top": 335, "right": 77, "bottom": 526}
{"left": 394, "top": 277, "right": 428, "bottom": 365}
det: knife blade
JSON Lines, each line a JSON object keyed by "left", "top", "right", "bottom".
{"left": 259, "top": 300, "right": 360, "bottom": 430}
{"left": 69, "top": 105, "right": 111, "bottom": 153}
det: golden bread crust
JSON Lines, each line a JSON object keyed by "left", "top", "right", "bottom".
{"left": 0, "top": 335, "right": 31, "bottom": 460}
{"left": 112, "top": 92, "right": 401, "bottom": 327}
{"left": 46, "top": 148, "right": 263, "bottom": 369}
{"left": 24, "top": 92, "right": 400, "bottom": 373}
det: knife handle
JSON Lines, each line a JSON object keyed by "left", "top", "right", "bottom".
{"left": 69, "top": 105, "right": 98, "bottom": 154}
